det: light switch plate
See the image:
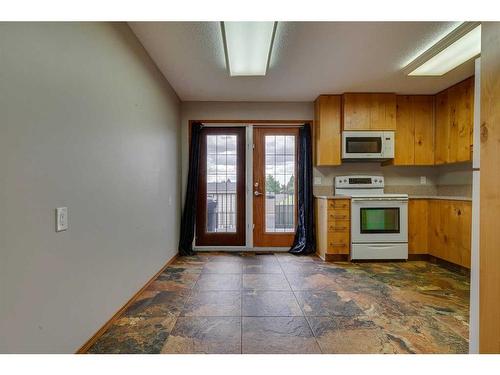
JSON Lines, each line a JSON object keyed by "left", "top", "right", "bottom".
{"left": 420, "top": 176, "right": 427, "bottom": 185}
{"left": 56, "top": 207, "right": 68, "bottom": 232}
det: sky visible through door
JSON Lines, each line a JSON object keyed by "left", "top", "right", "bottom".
{"left": 206, "top": 134, "right": 237, "bottom": 233}
{"left": 265, "top": 135, "right": 295, "bottom": 233}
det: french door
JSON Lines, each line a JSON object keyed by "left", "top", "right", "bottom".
{"left": 253, "top": 128, "right": 299, "bottom": 247}
{"left": 196, "top": 127, "right": 246, "bottom": 246}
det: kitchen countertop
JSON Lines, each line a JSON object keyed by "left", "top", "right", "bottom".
{"left": 408, "top": 195, "right": 472, "bottom": 201}
{"left": 314, "top": 195, "right": 472, "bottom": 201}
{"left": 314, "top": 195, "right": 351, "bottom": 200}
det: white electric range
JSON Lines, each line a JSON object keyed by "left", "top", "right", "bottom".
{"left": 334, "top": 175, "right": 408, "bottom": 260}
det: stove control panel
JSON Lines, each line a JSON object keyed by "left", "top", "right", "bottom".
{"left": 335, "top": 175, "right": 384, "bottom": 189}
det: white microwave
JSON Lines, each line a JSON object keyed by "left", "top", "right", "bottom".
{"left": 342, "top": 131, "right": 395, "bottom": 160}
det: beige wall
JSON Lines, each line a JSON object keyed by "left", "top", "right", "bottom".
{"left": 0, "top": 23, "right": 181, "bottom": 353}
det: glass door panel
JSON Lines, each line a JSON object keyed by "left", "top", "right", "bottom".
{"left": 206, "top": 135, "right": 237, "bottom": 233}
{"left": 196, "top": 127, "right": 246, "bottom": 246}
{"left": 264, "top": 135, "right": 295, "bottom": 233}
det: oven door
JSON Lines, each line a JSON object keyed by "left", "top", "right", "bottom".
{"left": 351, "top": 198, "right": 408, "bottom": 243}
{"left": 342, "top": 132, "right": 384, "bottom": 159}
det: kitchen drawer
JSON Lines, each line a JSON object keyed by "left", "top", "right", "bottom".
{"left": 327, "top": 233, "right": 350, "bottom": 253}
{"left": 327, "top": 220, "right": 350, "bottom": 233}
{"left": 328, "top": 200, "right": 350, "bottom": 210}
{"left": 327, "top": 210, "right": 350, "bottom": 221}
{"left": 328, "top": 232, "right": 349, "bottom": 241}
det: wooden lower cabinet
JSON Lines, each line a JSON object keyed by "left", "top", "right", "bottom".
{"left": 409, "top": 198, "right": 471, "bottom": 268}
{"left": 428, "top": 199, "right": 472, "bottom": 268}
{"left": 316, "top": 197, "right": 471, "bottom": 267}
{"left": 315, "top": 198, "right": 350, "bottom": 260}
{"left": 408, "top": 199, "right": 429, "bottom": 254}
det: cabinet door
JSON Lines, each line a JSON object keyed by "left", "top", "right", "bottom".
{"left": 370, "top": 93, "right": 396, "bottom": 130}
{"left": 394, "top": 95, "right": 434, "bottom": 166}
{"left": 394, "top": 95, "right": 415, "bottom": 165}
{"left": 413, "top": 96, "right": 435, "bottom": 165}
{"left": 408, "top": 199, "right": 429, "bottom": 254}
{"left": 314, "top": 95, "right": 341, "bottom": 166}
{"left": 449, "top": 201, "right": 472, "bottom": 268}
{"left": 435, "top": 77, "right": 474, "bottom": 165}
{"left": 428, "top": 200, "right": 444, "bottom": 258}
{"left": 434, "top": 90, "right": 450, "bottom": 164}
{"left": 343, "top": 93, "right": 396, "bottom": 131}
{"left": 428, "top": 200, "right": 471, "bottom": 268}
{"left": 448, "top": 77, "right": 474, "bottom": 163}
{"left": 343, "top": 93, "right": 371, "bottom": 130}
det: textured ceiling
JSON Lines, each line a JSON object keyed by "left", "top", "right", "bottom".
{"left": 129, "top": 21, "right": 475, "bottom": 101}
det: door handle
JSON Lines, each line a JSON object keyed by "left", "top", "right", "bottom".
{"left": 254, "top": 191, "right": 263, "bottom": 196}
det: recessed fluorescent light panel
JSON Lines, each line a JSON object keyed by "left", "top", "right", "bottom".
{"left": 408, "top": 23, "right": 481, "bottom": 76}
{"left": 221, "top": 21, "right": 277, "bottom": 76}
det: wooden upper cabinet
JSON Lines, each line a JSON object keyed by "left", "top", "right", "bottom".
{"left": 434, "top": 77, "right": 474, "bottom": 164}
{"left": 394, "top": 95, "right": 435, "bottom": 165}
{"left": 434, "top": 90, "right": 450, "bottom": 164}
{"left": 343, "top": 93, "right": 370, "bottom": 130}
{"left": 449, "top": 77, "right": 474, "bottom": 162}
{"left": 343, "top": 93, "right": 396, "bottom": 131}
{"left": 413, "top": 96, "right": 435, "bottom": 165}
{"left": 314, "top": 95, "right": 342, "bottom": 166}
{"left": 395, "top": 96, "right": 414, "bottom": 165}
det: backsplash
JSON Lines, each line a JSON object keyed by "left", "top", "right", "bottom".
{"left": 314, "top": 185, "right": 335, "bottom": 196}
{"left": 436, "top": 184, "right": 472, "bottom": 197}
{"left": 313, "top": 162, "right": 472, "bottom": 197}
{"left": 384, "top": 185, "right": 438, "bottom": 196}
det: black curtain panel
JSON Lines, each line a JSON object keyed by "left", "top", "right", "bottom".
{"left": 178, "top": 122, "right": 203, "bottom": 256}
{"left": 289, "top": 123, "right": 316, "bottom": 255}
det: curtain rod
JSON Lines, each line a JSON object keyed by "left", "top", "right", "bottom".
{"left": 252, "top": 124, "right": 305, "bottom": 128}
{"left": 199, "top": 123, "right": 306, "bottom": 128}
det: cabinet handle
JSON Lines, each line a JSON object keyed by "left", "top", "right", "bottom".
{"left": 329, "top": 226, "right": 347, "bottom": 231}
{"left": 330, "top": 215, "right": 347, "bottom": 220}
{"left": 329, "top": 203, "right": 348, "bottom": 209}
{"left": 329, "top": 242, "right": 346, "bottom": 247}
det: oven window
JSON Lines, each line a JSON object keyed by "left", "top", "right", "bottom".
{"left": 346, "top": 137, "right": 382, "bottom": 153}
{"left": 360, "top": 207, "right": 400, "bottom": 233}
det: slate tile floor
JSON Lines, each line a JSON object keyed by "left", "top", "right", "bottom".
{"left": 88, "top": 253, "right": 469, "bottom": 354}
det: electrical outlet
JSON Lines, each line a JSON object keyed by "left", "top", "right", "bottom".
{"left": 314, "top": 177, "right": 322, "bottom": 185}
{"left": 420, "top": 176, "right": 427, "bottom": 185}
{"left": 56, "top": 207, "right": 68, "bottom": 232}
